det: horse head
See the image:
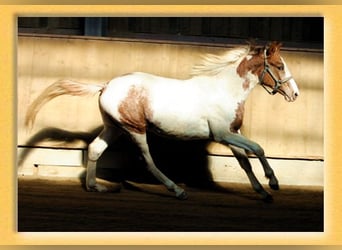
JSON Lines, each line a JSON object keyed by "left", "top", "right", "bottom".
{"left": 256, "top": 41, "right": 300, "bottom": 102}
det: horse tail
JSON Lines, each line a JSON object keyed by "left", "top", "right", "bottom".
{"left": 25, "top": 79, "right": 106, "bottom": 129}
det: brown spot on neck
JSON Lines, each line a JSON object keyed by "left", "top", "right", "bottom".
{"left": 242, "top": 79, "right": 250, "bottom": 91}
{"left": 230, "top": 101, "right": 245, "bottom": 133}
{"left": 236, "top": 54, "right": 263, "bottom": 78}
{"left": 118, "top": 85, "right": 153, "bottom": 134}
{"left": 236, "top": 58, "right": 249, "bottom": 77}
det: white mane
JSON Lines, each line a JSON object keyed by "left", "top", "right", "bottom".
{"left": 191, "top": 46, "right": 251, "bottom": 76}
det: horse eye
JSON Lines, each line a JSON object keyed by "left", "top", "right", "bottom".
{"left": 278, "top": 65, "right": 284, "bottom": 71}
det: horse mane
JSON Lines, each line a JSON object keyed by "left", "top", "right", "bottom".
{"left": 190, "top": 45, "right": 252, "bottom": 76}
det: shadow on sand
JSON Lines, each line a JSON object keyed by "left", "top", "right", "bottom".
{"left": 19, "top": 126, "right": 214, "bottom": 190}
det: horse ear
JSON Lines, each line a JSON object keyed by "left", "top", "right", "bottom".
{"left": 266, "top": 41, "right": 282, "bottom": 56}
{"left": 253, "top": 46, "right": 264, "bottom": 55}
{"left": 247, "top": 41, "right": 263, "bottom": 56}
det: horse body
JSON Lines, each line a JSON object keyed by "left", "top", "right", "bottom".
{"left": 25, "top": 42, "right": 299, "bottom": 201}
{"left": 101, "top": 72, "right": 211, "bottom": 139}
{"left": 101, "top": 53, "right": 256, "bottom": 140}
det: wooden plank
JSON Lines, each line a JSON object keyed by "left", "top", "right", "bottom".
{"left": 17, "top": 147, "right": 84, "bottom": 176}
{"left": 207, "top": 155, "right": 323, "bottom": 187}
{"left": 17, "top": 147, "right": 324, "bottom": 187}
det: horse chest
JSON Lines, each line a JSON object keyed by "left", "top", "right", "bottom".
{"left": 207, "top": 100, "right": 245, "bottom": 135}
{"left": 230, "top": 101, "right": 245, "bottom": 132}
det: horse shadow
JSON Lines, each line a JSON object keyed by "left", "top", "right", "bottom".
{"left": 19, "top": 126, "right": 214, "bottom": 190}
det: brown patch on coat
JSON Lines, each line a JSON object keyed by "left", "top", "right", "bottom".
{"left": 236, "top": 54, "right": 264, "bottom": 78}
{"left": 242, "top": 79, "right": 250, "bottom": 91}
{"left": 236, "top": 57, "right": 249, "bottom": 77}
{"left": 118, "top": 85, "right": 153, "bottom": 134}
{"left": 230, "top": 101, "right": 245, "bottom": 133}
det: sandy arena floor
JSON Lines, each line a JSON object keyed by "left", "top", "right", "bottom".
{"left": 17, "top": 177, "right": 323, "bottom": 232}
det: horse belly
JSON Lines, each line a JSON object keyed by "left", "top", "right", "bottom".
{"left": 150, "top": 113, "right": 210, "bottom": 139}
{"left": 149, "top": 94, "right": 210, "bottom": 139}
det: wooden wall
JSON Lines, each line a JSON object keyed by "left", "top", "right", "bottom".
{"left": 17, "top": 34, "right": 324, "bottom": 161}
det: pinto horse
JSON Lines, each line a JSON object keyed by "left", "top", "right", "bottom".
{"left": 25, "top": 41, "right": 299, "bottom": 201}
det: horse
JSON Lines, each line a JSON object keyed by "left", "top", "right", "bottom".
{"left": 25, "top": 41, "right": 299, "bottom": 201}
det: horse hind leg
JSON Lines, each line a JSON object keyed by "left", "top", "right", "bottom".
{"left": 86, "top": 126, "right": 120, "bottom": 192}
{"left": 130, "top": 132, "right": 188, "bottom": 200}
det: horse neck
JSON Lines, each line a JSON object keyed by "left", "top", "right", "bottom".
{"left": 205, "top": 64, "right": 260, "bottom": 103}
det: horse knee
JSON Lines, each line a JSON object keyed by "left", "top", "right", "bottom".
{"left": 223, "top": 134, "right": 265, "bottom": 158}
{"left": 88, "top": 146, "right": 100, "bottom": 161}
{"left": 88, "top": 141, "right": 106, "bottom": 161}
{"left": 250, "top": 143, "right": 265, "bottom": 157}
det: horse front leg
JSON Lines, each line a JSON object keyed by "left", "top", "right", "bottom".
{"left": 229, "top": 145, "right": 273, "bottom": 202}
{"left": 130, "top": 132, "right": 188, "bottom": 200}
{"left": 259, "top": 156, "right": 279, "bottom": 190}
{"left": 218, "top": 133, "right": 279, "bottom": 200}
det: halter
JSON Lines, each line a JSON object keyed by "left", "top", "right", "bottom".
{"left": 259, "top": 49, "right": 293, "bottom": 95}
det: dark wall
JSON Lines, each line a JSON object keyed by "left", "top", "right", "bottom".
{"left": 18, "top": 17, "right": 323, "bottom": 49}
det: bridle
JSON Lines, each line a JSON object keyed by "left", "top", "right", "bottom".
{"left": 259, "top": 49, "right": 293, "bottom": 95}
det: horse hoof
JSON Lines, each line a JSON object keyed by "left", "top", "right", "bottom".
{"left": 86, "top": 183, "right": 108, "bottom": 192}
{"left": 176, "top": 191, "right": 188, "bottom": 200}
{"left": 269, "top": 183, "right": 280, "bottom": 190}
{"left": 262, "top": 194, "right": 274, "bottom": 203}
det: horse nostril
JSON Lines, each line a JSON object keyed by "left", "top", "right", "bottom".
{"left": 294, "top": 92, "right": 298, "bottom": 97}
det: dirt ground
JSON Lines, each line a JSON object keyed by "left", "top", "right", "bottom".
{"left": 17, "top": 177, "right": 323, "bottom": 232}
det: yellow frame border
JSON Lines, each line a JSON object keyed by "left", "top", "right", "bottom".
{"left": 0, "top": 3, "right": 337, "bottom": 246}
